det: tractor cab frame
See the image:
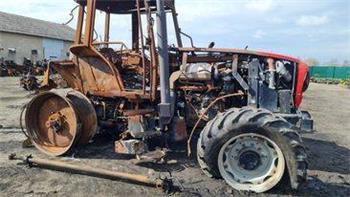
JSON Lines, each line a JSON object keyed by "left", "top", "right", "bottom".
{"left": 62, "top": 0, "right": 181, "bottom": 102}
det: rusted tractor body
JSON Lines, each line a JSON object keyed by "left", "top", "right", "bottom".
{"left": 25, "top": 0, "right": 313, "bottom": 193}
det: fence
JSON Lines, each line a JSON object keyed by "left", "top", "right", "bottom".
{"left": 309, "top": 66, "right": 350, "bottom": 80}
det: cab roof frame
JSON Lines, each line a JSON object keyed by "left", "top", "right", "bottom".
{"left": 75, "top": 0, "right": 174, "bottom": 14}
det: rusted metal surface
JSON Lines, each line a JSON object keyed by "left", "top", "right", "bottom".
{"left": 25, "top": 91, "right": 79, "bottom": 156}
{"left": 74, "top": 5, "right": 84, "bottom": 44}
{"left": 90, "top": 90, "right": 151, "bottom": 100}
{"left": 131, "top": 12, "right": 139, "bottom": 51}
{"left": 123, "top": 109, "right": 154, "bottom": 116}
{"left": 172, "top": 117, "right": 187, "bottom": 142}
{"left": 145, "top": 0, "right": 158, "bottom": 101}
{"left": 66, "top": 90, "right": 97, "bottom": 144}
{"left": 170, "top": 5, "right": 183, "bottom": 48}
{"left": 136, "top": 0, "right": 146, "bottom": 94}
{"left": 40, "top": 0, "right": 176, "bottom": 102}
{"left": 25, "top": 89, "right": 97, "bottom": 156}
{"left": 9, "top": 154, "right": 173, "bottom": 191}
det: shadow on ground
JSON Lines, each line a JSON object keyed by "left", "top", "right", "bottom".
{"left": 3, "top": 131, "right": 349, "bottom": 196}
{"left": 73, "top": 135, "right": 135, "bottom": 160}
{"left": 58, "top": 131, "right": 350, "bottom": 196}
{"left": 297, "top": 176, "right": 350, "bottom": 197}
{"left": 303, "top": 137, "right": 350, "bottom": 174}
{"left": 73, "top": 134, "right": 197, "bottom": 173}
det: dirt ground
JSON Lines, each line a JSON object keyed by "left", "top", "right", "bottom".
{"left": 0, "top": 77, "right": 349, "bottom": 197}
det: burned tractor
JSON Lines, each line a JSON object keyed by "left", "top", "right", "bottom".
{"left": 20, "top": 72, "right": 39, "bottom": 91}
{"left": 20, "top": 58, "right": 49, "bottom": 91}
{"left": 24, "top": 0, "right": 312, "bottom": 193}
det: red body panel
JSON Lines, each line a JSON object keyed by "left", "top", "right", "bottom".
{"left": 294, "top": 62, "right": 309, "bottom": 107}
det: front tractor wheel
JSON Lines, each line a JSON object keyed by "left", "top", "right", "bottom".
{"left": 197, "top": 107, "right": 307, "bottom": 193}
{"left": 218, "top": 133, "right": 285, "bottom": 192}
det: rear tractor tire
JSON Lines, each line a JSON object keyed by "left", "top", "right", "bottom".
{"left": 25, "top": 89, "right": 97, "bottom": 156}
{"left": 197, "top": 107, "right": 307, "bottom": 193}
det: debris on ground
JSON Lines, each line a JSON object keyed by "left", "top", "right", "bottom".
{"left": 0, "top": 79, "right": 349, "bottom": 196}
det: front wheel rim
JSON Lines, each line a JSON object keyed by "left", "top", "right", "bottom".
{"left": 218, "top": 133, "right": 285, "bottom": 193}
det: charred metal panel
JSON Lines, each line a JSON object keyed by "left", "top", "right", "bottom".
{"left": 231, "top": 55, "right": 249, "bottom": 91}
{"left": 300, "top": 111, "right": 314, "bottom": 132}
{"left": 278, "top": 90, "right": 292, "bottom": 113}
{"left": 259, "top": 83, "right": 278, "bottom": 112}
{"left": 248, "top": 59, "right": 260, "bottom": 106}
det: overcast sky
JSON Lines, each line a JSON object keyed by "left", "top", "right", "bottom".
{"left": 0, "top": 0, "right": 349, "bottom": 64}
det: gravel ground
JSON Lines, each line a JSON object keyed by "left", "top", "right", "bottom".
{"left": 0, "top": 77, "right": 349, "bottom": 197}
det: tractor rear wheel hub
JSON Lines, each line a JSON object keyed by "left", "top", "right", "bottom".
{"left": 238, "top": 150, "right": 261, "bottom": 171}
{"left": 46, "top": 112, "right": 64, "bottom": 133}
{"left": 25, "top": 89, "right": 97, "bottom": 156}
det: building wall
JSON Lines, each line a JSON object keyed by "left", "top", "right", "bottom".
{"left": 43, "top": 38, "right": 64, "bottom": 60}
{"left": 0, "top": 31, "right": 43, "bottom": 64}
{"left": 0, "top": 31, "right": 73, "bottom": 65}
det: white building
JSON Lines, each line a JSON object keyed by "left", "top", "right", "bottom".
{"left": 0, "top": 11, "right": 75, "bottom": 65}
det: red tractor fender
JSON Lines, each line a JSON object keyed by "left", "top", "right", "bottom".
{"left": 294, "top": 62, "right": 309, "bottom": 107}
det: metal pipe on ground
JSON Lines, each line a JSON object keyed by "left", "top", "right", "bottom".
{"left": 8, "top": 154, "right": 173, "bottom": 192}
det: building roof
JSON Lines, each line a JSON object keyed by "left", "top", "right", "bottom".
{"left": 0, "top": 11, "right": 75, "bottom": 42}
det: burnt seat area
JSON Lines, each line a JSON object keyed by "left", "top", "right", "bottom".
{"left": 98, "top": 47, "right": 149, "bottom": 90}
{"left": 99, "top": 48, "right": 122, "bottom": 66}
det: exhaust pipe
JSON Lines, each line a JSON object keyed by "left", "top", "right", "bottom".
{"left": 156, "top": 0, "right": 172, "bottom": 127}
